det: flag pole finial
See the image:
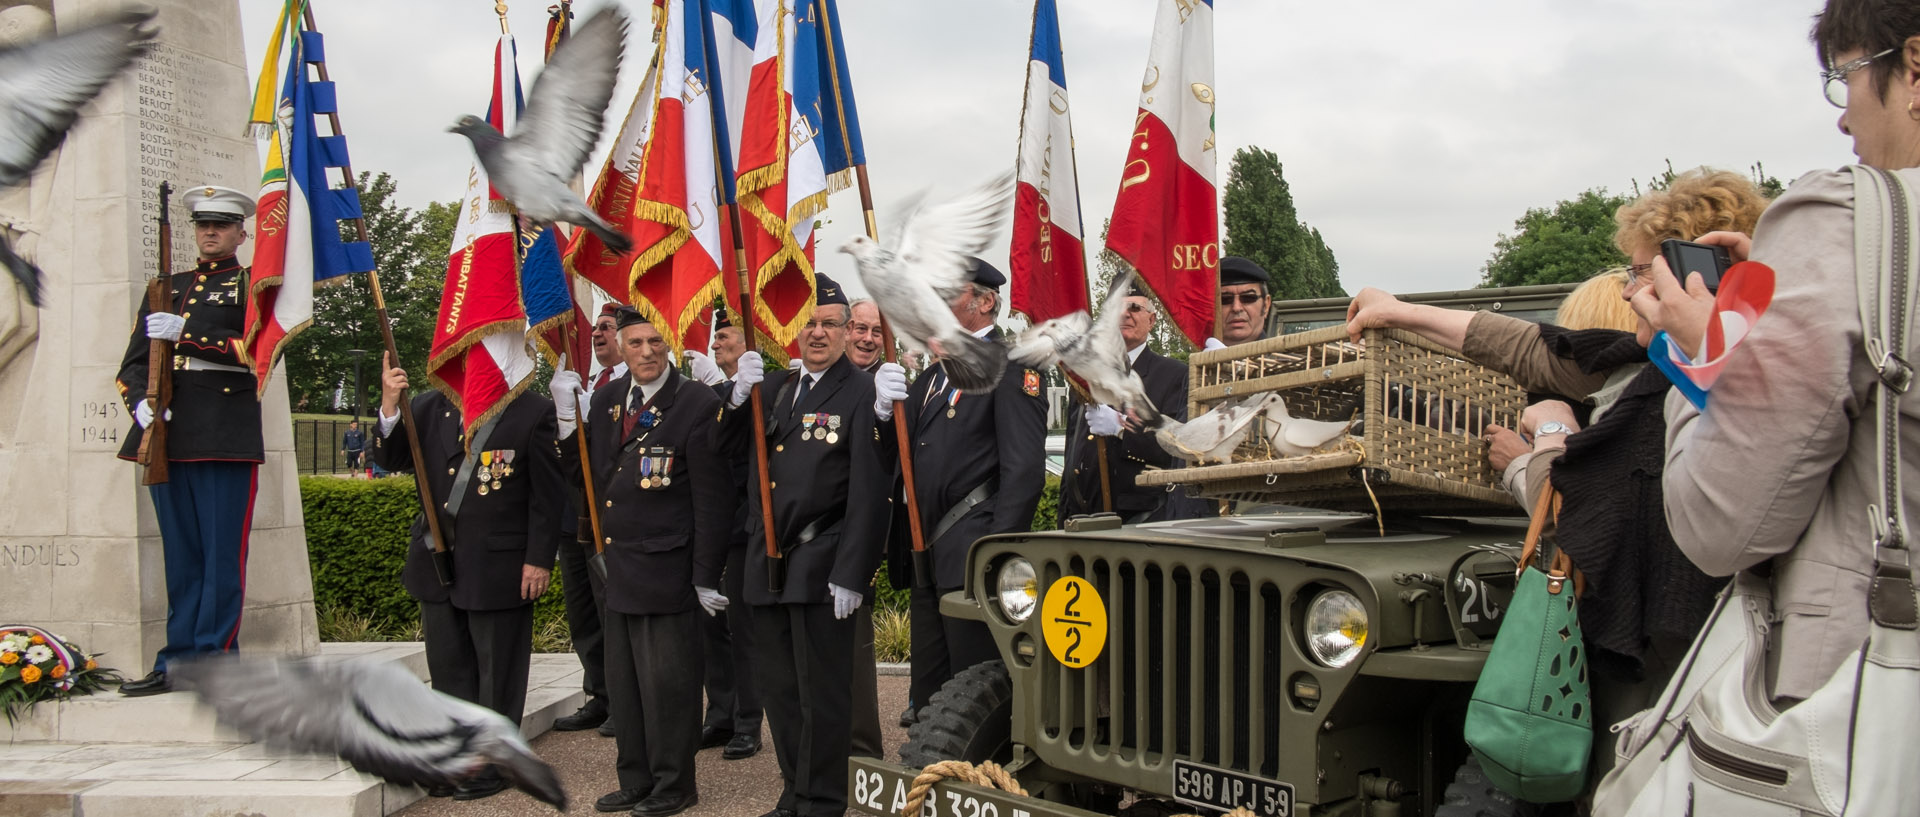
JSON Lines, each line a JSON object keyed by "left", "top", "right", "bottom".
{"left": 495, "top": 2, "right": 510, "bottom": 34}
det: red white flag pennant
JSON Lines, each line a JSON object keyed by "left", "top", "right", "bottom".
{"left": 1009, "top": 0, "right": 1088, "bottom": 326}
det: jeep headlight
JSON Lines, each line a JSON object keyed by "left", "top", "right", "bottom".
{"left": 1305, "top": 589, "right": 1368, "bottom": 668}
{"left": 995, "top": 557, "right": 1038, "bottom": 623}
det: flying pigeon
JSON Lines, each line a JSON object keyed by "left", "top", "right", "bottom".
{"left": 1009, "top": 269, "right": 1159, "bottom": 423}
{"left": 839, "top": 172, "right": 1015, "bottom": 392}
{"left": 450, "top": 5, "right": 631, "bottom": 254}
{"left": 1153, "top": 392, "right": 1283, "bottom": 465}
{"left": 1258, "top": 395, "right": 1357, "bottom": 457}
{"left": 0, "top": 7, "right": 157, "bottom": 306}
{"left": 172, "top": 655, "right": 566, "bottom": 811}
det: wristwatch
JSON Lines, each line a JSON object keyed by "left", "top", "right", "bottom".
{"left": 1534, "top": 421, "right": 1573, "bottom": 437}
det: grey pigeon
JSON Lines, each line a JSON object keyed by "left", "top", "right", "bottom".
{"left": 0, "top": 7, "right": 157, "bottom": 306}
{"left": 839, "top": 172, "right": 1014, "bottom": 391}
{"left": 450, "top": 5, "right": 630, "bottom": 254}
{"left": 1153, "top": 392, "right": 1283, "bottom": 465}
{"left": 1009, "top": 269, "right": 1159, "bottom": 424}
{"left": 172, "top": 655, "right": 566, "bottom": 810}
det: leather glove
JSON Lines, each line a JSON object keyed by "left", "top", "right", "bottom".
{"left": 1202, "top": 337, "right": 1227, "bottom": 352}
{"left": 134, "top": 401, "right": 171, "bottom": 429}
{"left": 549, "top": 370, "right": 583, "bottom": 422}
{"left": 695, "top": 586, "right": 730, "bottom": 616}
{"left": 872, "top": 362, "right": 908, "bottom": 421}
{"left": 728, "top": 352, "right": 765, "bottom": 408}
{"left": 146, "top": 312, "right": 185, "bottom": 342}
{"left": 829, "top": 583, "right": 862, "bottom": 620}
{"left": 1086, "top": 404, "right": 1124, "bottom": 436}
{"left": 685, "top": 350, "right": 726, "bottom": 386}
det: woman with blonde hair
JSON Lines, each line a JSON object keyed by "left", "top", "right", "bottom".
{"left": 1555, "top": 269, "right": 1636, "bottom": 333}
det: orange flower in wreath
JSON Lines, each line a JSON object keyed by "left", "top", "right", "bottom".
{"left": 85, "top": 659, "right": 96, "bottom": 671}
{"left": 29, "top": 635, "right": 44, "bottom": 645}
{"left": 0, "top": 651, "right": 17, "bottom": 665}
{"left": 49, "top": 664, "right": 66, "bottom": 680}
{"left": 20, "top": 664, "right": 41, "bottom": 684}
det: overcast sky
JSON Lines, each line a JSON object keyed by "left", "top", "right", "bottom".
{"left": 239, "top": 0, "right": 1853, "bottom": 299}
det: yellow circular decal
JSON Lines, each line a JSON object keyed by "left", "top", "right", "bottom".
{"left": 1040, "top": 576, "right": 1107, "bottom": 667}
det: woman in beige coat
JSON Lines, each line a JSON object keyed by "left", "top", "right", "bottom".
{"left": 1630, "top": 0, "right": 1920, "bottom": 703}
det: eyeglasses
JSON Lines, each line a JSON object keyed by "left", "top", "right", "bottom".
{"left": 1219, "top": 291, "right": 1265, "bottom": 307}
{"left": 1123, "top": 303, "right": 1152, "bottom": 314}
{"left": 1823, "top": 48, "right": 1896, "bottom": 108}
{"left": 1624, "top": 263, "right": 1653, "bottom": 282}
{"left": 802, "top": 319, "right": 846, "bottom": 332}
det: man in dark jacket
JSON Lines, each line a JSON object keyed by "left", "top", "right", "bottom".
{"left": 718, "top": 274, "right": 906, "bottom": 817}
{"left": 691, "top": 309, "right": 764, "bottom": 760}
{"left": 114, "top": 184, "right": 265, "bottom": 697}
{"left": 1059, "top": 287, "right": 1205, "bottom": 523}
{"left": 551, "top": 303, "right": 625, "bottom": 736}
{"left": 893, "top": 258, "right": 1046, "bottom": 724}
{"left": 565, "top": 308, "right": 732, "bottom": 817}
{"left": 372, "top": 356, "right": 563, "bottom": 801}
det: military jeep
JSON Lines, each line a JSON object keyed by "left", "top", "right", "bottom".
{"left": 850, "top": 284, "right": 1578, "bottom": 817}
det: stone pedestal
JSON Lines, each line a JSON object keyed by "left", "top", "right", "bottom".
{"left": 0, "top": 0, "right": 316, "bottom": 678}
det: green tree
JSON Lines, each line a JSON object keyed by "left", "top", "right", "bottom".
{"left": 1477, "top": 188, "right": 1632, "bottom": 288}
{"left": 281, "top": 172, "right": 454, "bottom": 413}
{"left": 1221, "top": 146, "right": 1344, "bottom": 300}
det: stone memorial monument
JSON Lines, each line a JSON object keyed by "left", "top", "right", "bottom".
{"left": 0, "top": 0, "right": 317, "bottom": 677}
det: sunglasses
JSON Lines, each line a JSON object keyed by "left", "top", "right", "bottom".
{"left": 1123, "top": 303, "right": 1152, "bottom": 314}
{"left": 1220, "top": 291, "right": 1265, "bottom": 307}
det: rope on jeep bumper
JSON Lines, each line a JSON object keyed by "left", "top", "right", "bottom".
{"left": 900, "top": 760, "right": 1028, "bottom": 817}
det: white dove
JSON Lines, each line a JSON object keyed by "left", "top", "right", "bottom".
{"left": 1009, "top": 269, "right": 1159, "bottom": 423}
{"left": 1153, "top": 392, "right": 1283, "bottom": 465}
{"left": 1259, "top": 395, "right": 1358, "bottom": 457}
{"left": 172, "top": 655, "right": 566, "bottom": 810}
{"left": 839, "top": 172, "right": 1014, "bottom": 392}
{"left": 450, "top": 6, "right": 631, "bottom": 254}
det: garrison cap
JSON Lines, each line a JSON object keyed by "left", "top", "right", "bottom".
{"left": 1219, "top": 256, "right": 1271, "bottom": 286}
{"left": 613, "top": 305, "right": 649, "bottom": 330}
{"left": 598, "top": 302, "right": 622, "bottom": 319}
{"left": 815, "top": 272, "right": 849, "bottom": 306}
{"left": 966, "top": 256, "right": 1006, "bottom": 289}
{"left": 184, "top": 184, "right": 255, "bottom": 224}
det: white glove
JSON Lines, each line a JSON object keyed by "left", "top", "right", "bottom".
{"left": 1087, "top": 404, "right": 1124, "bottom": 437}
{"left": 549, "top": 370, "right": 583, "bottom": 422}
{"left": 146, "top": 312, "right": 186, "bottom": 342}
{"left": 1202, "top": 336, "right": 1227, "bottom": 351}
{"left": 728, "top": 352, "right": 765, "bottom": 408}
{"left": 695, "top": 586, "right": 730, "bottom": 616}
{"left": 872, "top": 362, "right": 908, "bottom": 421}
{"left": 133, "top": 401, "right": 172, "bottom": 429}
{"left": 685, "top": 350, "right": 726, "bottom": 386}
{"left": 829, "top": 583, "right": 862, "bottom": 620}
{"left": 788, "top": 357, "right": 803, "bottom": 371}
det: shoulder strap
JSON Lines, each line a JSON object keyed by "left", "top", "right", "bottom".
{"left": 1851, "top": 165, "right": 1919, "bottom": 629}
{"left": 444, "top": 411, "right": 506, "bottom": 524}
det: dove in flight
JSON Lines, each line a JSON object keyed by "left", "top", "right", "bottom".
{"left": 839, "top": 172, "right": 1014, "bottom": 392}
{"left": 172, "top": 655, "right": 566, "bottom": 811}
{"left": 450, "top": 5, "right": 631, "bottom": 254}
{"left": 1009, "top": 269, "right": 1160, "bottom": 423}
{"left": 0, "top": 7, "right": 157, "bottom": 306}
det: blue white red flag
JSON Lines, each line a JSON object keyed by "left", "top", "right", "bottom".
{"left": 1009, "top": 0, "right": 1088, "bottom": 325}
{"left": 243, "top": 19, "right": 375, "bottom": 394}
{"left": 1106, "top": 0, "right": 1218, "bottom": 346}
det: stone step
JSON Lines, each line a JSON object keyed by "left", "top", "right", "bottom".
{"left": 0, "top": 644, "right": 587, "bottom": 817}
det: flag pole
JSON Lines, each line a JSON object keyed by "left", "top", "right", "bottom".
{"left": 303, "top": 3, "right": 453, "bottom": 586}
{"left": 816, "top": 0, "right": 931, "bottom": 576}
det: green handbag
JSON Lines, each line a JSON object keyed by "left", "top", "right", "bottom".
{"left": 1463, "top": 486, "right": 1592, "bottom": 803}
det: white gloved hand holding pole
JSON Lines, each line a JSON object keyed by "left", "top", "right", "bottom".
{"left": 146, "top": 312, "right": 185, "bottom": 342}
{"left": 728, "top": 352, "right": 765, "bottom": 408}
{"left": 829, "top": 583, "right": 861, "bottom": 620}
{"left": 872, "top": 362, "right": 907, "bottom": 421}
{"left": 1086, "top": 404, "right": 1125, "bottom": 437}
{"left": 134, "top": 401, "right": 171, "bottom": 429}
{"left": 685, "top": 350, "right": 726, "bottom": 386}
{"left": 549, "top": 370, "right": 583, "bottom": 422}
{"left": 695, "top": 586, "right": 730, "bottom": 616}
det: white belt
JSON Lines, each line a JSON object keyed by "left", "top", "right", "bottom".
{"left": 173, "top": 357, "right": 250, "bottom": 374}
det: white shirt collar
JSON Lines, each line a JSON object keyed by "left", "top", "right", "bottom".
{"left": 969, "top": 324, "right": 994, "bottom": 339}
{"left": 627, "top": 367, "right": 671, "bottom": 405}
{"left": 1125, "top": 343, "right": 1146, "bottom": 366}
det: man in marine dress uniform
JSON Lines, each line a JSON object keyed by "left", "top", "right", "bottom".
{"left": 893, "top": 258, "right": 1046, "bottom": 724}
{"left": 114, "top": 185, "right": 265, "bottom": 697}
{"left": 372, "top": 356, "right": 563, "bottom": 801}
{"left": 686, "top": 307, "right": 764, "bottom": 761}
{"left": 718, "top": 274, "right": 907, "bottom": 817}
{"left": 1059, "top": 286, "right": 1206, "bottom": 524}
{"left": 837, "top": 297, "right": 887, "bottom": 756}
{"left": 564, "top": 308, "right": 731, "bottom": 817}
{"left": 551, "top": 302, "right": 627, "bottom": 736}
{"left": 1209, "top": 256, "right": 1274, "bottom": 349}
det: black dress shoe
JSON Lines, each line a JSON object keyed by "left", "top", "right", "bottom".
{"left": 598, "top": 719, "right": 617, "bottom": 737}
{"left": 425, "top": 782, "right": 457, "bottom": 798}
{"left": 595, "top": 788, "right": 648, "bottom": 812}
{"left": 554, "top": 701, "right": 610, "bottom": 731}
{"left": 119, "top": 670, "right": 171, "bottom": 697}
{"left": 634, "top": 792, "right": 699, "bottom": 817}
{"left": 898, "top": 705, "right": 918, "bottom": 728}
{"left": 452, "top": 768, "right": 508, "bottom": 801}
{"left": 722, "top": 732, "right": 761, "bottom": 760}
{"left": 699, "top": 725, "right": 734, "bottom": 749}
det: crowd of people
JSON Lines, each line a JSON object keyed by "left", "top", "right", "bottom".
{"left": 110, "top": 0, "right": 1920, "bottom": 813}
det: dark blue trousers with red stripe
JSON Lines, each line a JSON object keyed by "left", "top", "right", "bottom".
{"left": 148, "top": 461, "right": 257, "bottom": 673}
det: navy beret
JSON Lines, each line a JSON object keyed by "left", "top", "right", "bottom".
{"left": 967, "top": 256, "right": 1006, "bottom": 289}
{"left": 1220, "top": 256, "right": 1270, "bottom": 286}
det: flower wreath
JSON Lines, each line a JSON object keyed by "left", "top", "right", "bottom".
{"left": 0, "top": 625, "right": 121, "bottom": 725}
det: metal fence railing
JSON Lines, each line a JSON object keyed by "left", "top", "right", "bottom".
{"left": 293, "top": 418, "right": 374, "bottom": 476}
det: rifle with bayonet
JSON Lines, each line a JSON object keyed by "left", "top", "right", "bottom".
{"left": 136, "top": 181, "right": 174, "bottom": 485}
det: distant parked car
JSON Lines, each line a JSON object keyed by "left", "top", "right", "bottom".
{"left": 1045, "top": 433, "right": 1064, "bottom": 477}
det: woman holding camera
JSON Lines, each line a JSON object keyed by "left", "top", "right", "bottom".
{"left": 1631, "top": 0, "right": 1920, "bottom": 705}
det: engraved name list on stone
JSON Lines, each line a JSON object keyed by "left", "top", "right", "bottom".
{"left": 134, "top": 42, "right": 238, "bottom": 273}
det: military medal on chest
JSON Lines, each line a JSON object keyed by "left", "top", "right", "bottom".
{"left": 802, "top": 413, "right": 817, "bottom": 440}
{"left": 946, "top": 390, "right": 961, "bottom": 419}
{"left": 826, "top": 414, "right": 840, "bottom": 444}
{"left": 499, "top": 450, "right": 514, "bottom": 478}
{"left": 660, "top": 447, "right": 674, "bottom": 487}
{"left": 477, "top": 450, "right": 494, "bottom": 495}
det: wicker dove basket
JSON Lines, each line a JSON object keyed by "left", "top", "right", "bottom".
{"left": 1135, "top": 326, "right": 1527, "bottom": 514}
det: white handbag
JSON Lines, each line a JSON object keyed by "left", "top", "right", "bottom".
{"left": 1591, "top": 164, "right": 1920, "bottom": 817}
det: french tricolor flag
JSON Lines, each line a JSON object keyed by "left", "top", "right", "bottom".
{"left": 1105, "top": 0, "right": 1218, "bottom": 347}
{"left": 1009, "top": 0, "right": 1088, "bottom": 325}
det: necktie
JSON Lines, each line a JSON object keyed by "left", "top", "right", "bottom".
{"left": 622, "top": 387, "right": 644, "bottom": 437}
{"left": 792, "top": 374, "right": 814, "bottom": 415}
{"left": 593, "top": 368, "right": 613, "bottom": 390}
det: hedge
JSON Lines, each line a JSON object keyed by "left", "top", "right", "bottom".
{"left": 301, "top": 473, "right": 1062, "bottom": 644}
